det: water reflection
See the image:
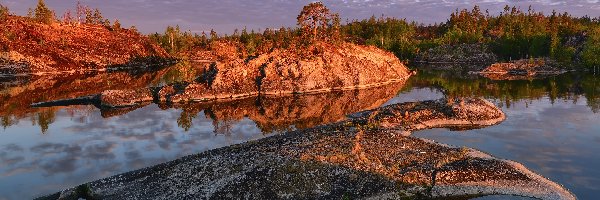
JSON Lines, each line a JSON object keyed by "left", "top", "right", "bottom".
{"left": 403, "top": 70, "right": 600, "bottom": 199}
{"left": 170, "top": 83, "right": 404, "bottom": 133}
{"left": 0, "top": 65, "right": 599, "bottom": 199}
{"left": 0, "top": 65, "right": 407, "bottom": 199}
{"left": 404, "top": 70, "right": 600, "bottom": 113}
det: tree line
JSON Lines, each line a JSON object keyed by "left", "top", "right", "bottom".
{"left": 0, "top": 0, "right": 127, "bottom": 31}
{"left": 150, "top": 4, "right": 600, "bottom": 69}
{"left": 149, "top": 2, "right": 342, "bottom": 58}
{"left": 338, "top": 5, "right": 600, "bottom": 68}
{"left": 3, "top": 1, "right": 599, "bottom": 69}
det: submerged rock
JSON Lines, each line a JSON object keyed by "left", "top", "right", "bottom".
{"left": 38, "top": 98, "right": 575, "bottom": 200}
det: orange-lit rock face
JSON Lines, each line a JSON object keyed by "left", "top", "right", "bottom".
{"left": 253, "top": 42, "right": 412, "bottom": 94}
{"left": 0, "top": 15, "right": 168, "bottom": 73}
{"left": 159, "top": 41, "right": 413, "bottom": 104}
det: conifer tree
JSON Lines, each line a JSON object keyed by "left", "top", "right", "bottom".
{"left": 0, "top": 4, "right": 9, "bottom": 21}
{"left": 62, "top": 9, "right": 74, "bottom": 25}
{"left": 113, "top": 19, "right": 121, "bottom": 30}
{"left": 34, "top": 0, "right": 54, "bottom": 24}
{"left": 297, "top": 2, "right": 332, "bottom": 43}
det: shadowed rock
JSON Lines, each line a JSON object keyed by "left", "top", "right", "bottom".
{"left": 38, "top": 98, "right": 575, "bottom": 200}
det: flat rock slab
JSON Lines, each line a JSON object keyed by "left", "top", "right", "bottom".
{"left": 39, "top": 98, "right": 575, "bottom": 200}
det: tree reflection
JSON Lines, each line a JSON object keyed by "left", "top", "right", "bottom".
{"left": 176, "top": 109, "right": 196, "bottom": 132}
{"left": 34, "top": 109, "right": 55, "bottom": 133}
{"left": 404, "top": 70, "right": 600, "bottom": 113}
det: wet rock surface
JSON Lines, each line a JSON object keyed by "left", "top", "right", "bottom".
{"left": 38, "top": 98, "right": 575, "bottom": 200}
{"left": 475, "top": 58, "right": 568, "bottom": 80}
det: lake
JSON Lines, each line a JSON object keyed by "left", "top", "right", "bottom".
{"left": 0, "top": 64, "right": 598, "bottom": 199}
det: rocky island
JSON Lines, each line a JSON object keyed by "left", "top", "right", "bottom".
{"left": 34, "top": 40, "right": 413, "bottom": 108}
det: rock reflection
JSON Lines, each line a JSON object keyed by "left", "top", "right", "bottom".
{"left": 165, "top": 81, "right": 406, "bottom": 134}
{"left": 0, "top": 67, "right": 173, "bottom": 132}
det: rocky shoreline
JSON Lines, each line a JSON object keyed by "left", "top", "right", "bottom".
{"left": 38, "top": 97, "right": 575, "bottom": 200}
{"left": 472, "top": 58, "right": 569, "bottom": 80}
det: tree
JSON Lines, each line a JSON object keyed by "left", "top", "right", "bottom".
{"left": 210, "top": 29, "right": 218, "bottom": 41}
{"left": 330, "top": 13, "right": 342, "bottom": 44}
{"left": 0, "top": 4, "right": 9, "bottom": 21}
{"left": 297, "top": 2, "right": 333, "bottom": 43}
{"left": 76, "top": 1, "right": 87, "bottom": 25}
{"left": 582, "top": 26, "right": 600, "bottom": 68}
{"left": 33, "top": 0, "right": 54, "bottom": 24}
{"left": 129, "top": 25, "right": 138, "bottom": 33}
{"left": 112, "top": 19, "right": 121, "bottom": 30}
{"left": 62, "top": 9, "right": 73, "bottom": 24}
{"left": 92, "top": 8, "right": 104, "bottom": 24}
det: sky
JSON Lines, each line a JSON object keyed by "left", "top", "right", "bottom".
{"left": 1, "top": 0, "right": 600, "bottom": 34}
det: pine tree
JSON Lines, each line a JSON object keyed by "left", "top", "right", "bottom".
{"left": 210, "top": 29, "right": 218, "bottom": 41}
{"left": 0, "top": 4, "right": 8, "bottom": 21}
{"left": 113, "top": 19, "right": 121, "bottom": 30}
{"left": 34, "top": 0, "right": 54, "bottom": 24}
{"left": 92, "top": 8, "right": 104, "bottom": 24}
{"left": 297, "top": 2, "right": 332, "bottom": 43}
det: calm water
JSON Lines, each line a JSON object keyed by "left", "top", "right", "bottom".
{"left": 0, "top": 65, "right": 598, "bottom": 199}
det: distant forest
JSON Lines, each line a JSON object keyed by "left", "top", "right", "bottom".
{"left": 148, "top": 4, "right": 600, "bottom": 69}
